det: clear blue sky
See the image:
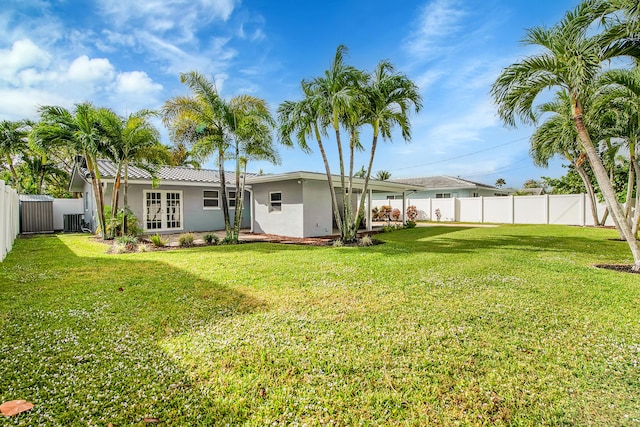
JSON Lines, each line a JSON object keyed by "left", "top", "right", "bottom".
{"left": 2, "top": 0, "right": 581, "bottom": 188}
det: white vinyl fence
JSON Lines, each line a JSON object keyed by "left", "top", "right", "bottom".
{"left": 376, "top": 194, "right": 619, "bottom": 227}
{"left": 0, "top": 180, "right": 20, "bottom": 262}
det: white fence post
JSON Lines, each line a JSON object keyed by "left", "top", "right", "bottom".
{"left": 0, "top": 180, "right": 19, "bottom": 262}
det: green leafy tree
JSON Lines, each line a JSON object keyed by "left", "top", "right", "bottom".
{"left": 279, "top": 46, "right": 421, "bottom": 242}
{"left": 36, "top": 103, "right": 109, "bottom": 236}
{"left": 491, "top": 1, "right": 640, "bottom": 270}
{"left": 0, "top": 120, "right": 30, "bottom": 191}
{"left": 375, "top": 170, "right": 391, "bottom": 181}
{"left": 163, "top": 71, "right": 278, "bottom": 242}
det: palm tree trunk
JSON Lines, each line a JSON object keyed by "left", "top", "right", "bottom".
{"left": 84, "top": 154, "right": 106, "bottom": 237}
{"left": 218, "top": 147, "right": 231, "bottom": 240}
{"left": 333, "top": 112, "right": 349, "bottom": 241}
{"left": 632, "top": 156, "right": 640, "bottom": 237}
{"left": 112, "top": 162, "right": 122, "bottom": 217}
{"left": 123, "top": 162, "right": 129, "bottom": 236}
{"left": 232, "top": 141, "right": 241, "bottom": 242}
{"left": 575, "top": 163, "right": 600, "bottom": 225}
{"left": 315, "top": 123, "right": 342, "bottom": 237}
{"left": 345, "top": 130, "right": 356, "bottom": 241}
{"left": 234, "top": 160, "right": 248, "bottom": 241}
{"left": 573, "top": 106, "right": 640, "bottom": 270}
{"left": 356, "top": 120, "right": 380, "bottom": 235}
{"left": 625, "top": 140, "right": 635, "bottom": 221}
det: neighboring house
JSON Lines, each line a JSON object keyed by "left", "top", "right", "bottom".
{"left": 70, "top": 160, "right": 423, "bottom": 238}
{"left": 372, "top": 175, "right": 509, "bottom": 202}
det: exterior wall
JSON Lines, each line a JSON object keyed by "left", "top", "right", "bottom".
{"left": 81, "top": 180, "right": 95, "bottom": 230}
{"left": 52, "top": 198, "right": 84, "bottom": 231}
{"left": 303, "top": 180, "right": 333, "bottom": 237}
{"left": 252, "top": 179, "right": 304, "bottom": 237}
{"left": 102, "top": 182, "right": 251, "bottom": 234}
{"left": 373, "top": 194, "right": 618, "bottom": 226}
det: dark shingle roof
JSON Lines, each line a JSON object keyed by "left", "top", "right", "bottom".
{"left": 392, "top": 175, "right": 500, "bottom": 190}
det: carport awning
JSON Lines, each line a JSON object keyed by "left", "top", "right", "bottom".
{"left": 245, "top": 171, "right": 424, "bottom": 193}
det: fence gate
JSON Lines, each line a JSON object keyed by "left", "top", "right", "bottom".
{"left": 19, "top": 195, "right": 54, "bottom": 234}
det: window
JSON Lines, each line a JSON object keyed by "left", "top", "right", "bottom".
{"left": 435, "top": 193, "right": 451, "bottom": 199}
{"left": 269, "top": 191, "right": 282, "bottom": 212}
{"left": 228, "top": 191, "right": 236, "bottom": 208}
{"left": 387, "top": 195, "right": 403, "bottom": 200}
{"left": 472, "top": 192, "right": 479, "bottom": 197}
{"left": 203, "top": 190, "right": 219, "bottom": 209}
{"left": 144, "top": 190, "right": 183, "bottom": 231}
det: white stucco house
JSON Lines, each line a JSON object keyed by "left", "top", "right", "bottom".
{"left": 70, "top": 159, "right": 423, "bottom": 238}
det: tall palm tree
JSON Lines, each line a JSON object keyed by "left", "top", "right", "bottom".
{"left": 0, "top": 120, "right": 30, "bottom": 192}
{"left": 530, "top": 90, "right": 602, "bottom": 225}
{"left": 37, "top": 103, "right": 109, "bottom": 236}
{"left": 100, "top": 108, "right": 169, "bottom": 236}
{"left": 162, "top": 71, "right": 234, "bottom": 238}
{"left": 278, "top": 82, "right": 344, "bottom": 237}
{"left": 310, "top": 45, "right": 363, "bottom": 240}
{"left": 352, "top": 60, "right": 421, "bottom": 240}
{"left": 170, "top": 142, "right": 201, "bottom": 169}
{"left": 375, "top": 170, "right": 392, "bottom": 181}
{"left": 491, "top": 1, "right": 640, "bottom": 270}
{"left": 228, "top": 95, "right": 278, "bottom": 241}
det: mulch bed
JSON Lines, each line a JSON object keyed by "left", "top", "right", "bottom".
{"left": 594, "top": 264, "right": 640, "bottom": 274}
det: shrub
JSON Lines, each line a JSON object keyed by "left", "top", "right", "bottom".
{"left": 378, "top": 205, "right": 392, "bottom": 220}
{"left": 406, "top": 205, "right": 418, "bottom": 221}
{"left": 405, "top": 220, "right": 417, "bottom": 229}
{"left": 332, "top": 239, "right": 344, "bottom": 247}
{"left": 204, "top": 233, "right": 219, "bottom": 245}
{"left": 178, "top": 233, "right": 195, "bottom": 247}
{"left": 391, "top": 208, "right": 401, "bottom": 221}
{"left": 150, "top": 233, "right": 168, "bottom": 247}
{"left": 371, "top": 206, "right": 379, "bottom": 220}
{"left": 137, "top": 243, "right": 150, "bottom": 253}
{"left": 358, "top": 235, "right": 374, "bottom": 246}
{"left": 103, "top": 206, "right": 142, "bottom": 238}
{"left": 114, "top": 235, "right": 137, "bottom": 253}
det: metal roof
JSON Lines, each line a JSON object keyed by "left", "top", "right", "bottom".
{"left": 19, "top": 194, "right": 54, "bottom": 202}
{"left": 391, "top": 175, "right": 501, "bottom": 190}
{"left": 88, "top": 159, "right": 255, "bottom": 184}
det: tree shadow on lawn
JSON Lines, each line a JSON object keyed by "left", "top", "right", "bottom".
{"left": 0, "top": 234, "right": 266, "bottom": 425}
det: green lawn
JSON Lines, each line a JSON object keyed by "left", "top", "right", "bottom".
{"left": 1, "top": 225, "right": 639, "bottom": 426}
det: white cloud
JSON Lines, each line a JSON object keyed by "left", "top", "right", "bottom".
{"left": 115, "top": 71, "right": 163, "bottom": 94}
{"left": 404, "top": 0, "right": 466, "bottom": 60}
{"left": 0, "top": 39, "right": 51, "bottom": 83}
{"left": 67, "top": 55, "right": 115, "bottom": 83}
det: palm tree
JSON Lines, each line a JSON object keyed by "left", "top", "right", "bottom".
{"left": 375, "top": 170, "right": 392, "bottom": 181}
{"left": 530, "top": 90, "right": 602, "bottom": 225}
{"left": 37, "top": 103, "right": 109, "bottom": 236}
{"left": 308, "top": 45, "right": 363, "bottom": 240}
{"left": 352, "top": 59, "right": 421, "bottom": 240}
{"left": 162, "top": 71, "right": 234, "bottom": 238}
{"left": 170, "top": 142, "right": 201, "bottom": 168}
{"left": 228, "top": 95, "right": 278, "bottom": 241}
{"left": 100, "top": 108, "right": 169, "bottom": 236}
{"left": 495, "top": 178, "right": 506, "bottom": 188}
{"left": 163, "top": 71, "right": 278, "bottom": 242}
{"left": 595, "top": 66, "right": 640, "bottom": 235}
{"left": 0, "top": 120, "right": 31, "bottom": 191}
{"left": 491, "top": 1, "right": 640, "bottom": 270}
{"left": 278, "top": 82, "right": 344, "bottom": 238}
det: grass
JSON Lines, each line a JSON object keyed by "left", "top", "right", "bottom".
{"left": 0, "top": 225, "right": 639, "bottom": 426}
